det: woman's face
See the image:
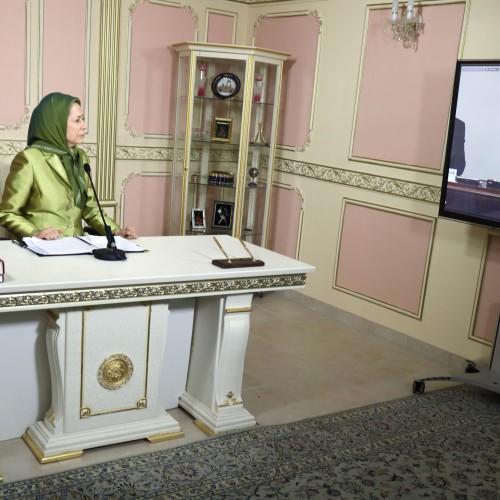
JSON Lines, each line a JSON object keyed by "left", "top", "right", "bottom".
{"left": 66, "top": 102, "right": 86, "bottom": 148}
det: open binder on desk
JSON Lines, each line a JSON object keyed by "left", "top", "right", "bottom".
{"left": 13, "top": 235, "right": 145, "bottom": 257}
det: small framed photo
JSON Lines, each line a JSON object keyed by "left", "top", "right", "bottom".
{"left": 212, "top": 201, "right": 234, "bottom": 230}
{"left": 191, "top": 208, "right": 206, "bottom": 230}
{"left": 211, "top": 117, "right": 232, "bottom": 143}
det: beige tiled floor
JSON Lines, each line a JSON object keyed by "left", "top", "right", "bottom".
{"left": 0, "top": 291, "right": 456, "bottom": 484}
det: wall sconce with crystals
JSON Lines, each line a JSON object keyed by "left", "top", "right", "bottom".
{"left": 385, "top": 0, "right": 423, "bottom": 49}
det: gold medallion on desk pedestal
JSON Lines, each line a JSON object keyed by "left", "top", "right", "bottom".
{"left": 97, "top": 353, "right": 134, "bottom": 390}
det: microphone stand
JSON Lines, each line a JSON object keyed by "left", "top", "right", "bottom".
{"left": 83, "top": 164, "right": 126, "bottom": 261}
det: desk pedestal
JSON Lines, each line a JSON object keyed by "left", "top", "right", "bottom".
{"left": 24, "top": 303, "right": 183, "bottom": 463}
{"left": 180, "top": 294, "right": 256, "bottom": 434}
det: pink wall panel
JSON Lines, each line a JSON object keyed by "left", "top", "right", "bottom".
{"left": 255, "top": 14, "right": 319, "bottom": 149}
{"left": 352, "top": 3, "right": 465, "bottom": 169}
{"left": 0, "top": 0, "right": 26, "bottom": 125}
{"left": 267, "top": 186, "right": 301, "bottom": 258}
{"left": 128, "top": 3, "right": 196, "bottom": 136}
{"left": 207, "top": 12, "right": 234, "bottom": 44}
{"left": 42, "top": 0, "right": 86, "bottom": 101}
{"left": 472, "top": 235, "right": 500, "bottom": 343}
{"left": 335, "top": 203, "right": 433, "bottom": 316}
{"left": 123, "top": 175, "right": 172, "bottom": 236}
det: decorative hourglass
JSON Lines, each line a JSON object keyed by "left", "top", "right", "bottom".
{"left": 253, "top": 74, "right": 263, "bottom": 102}
{"left": 197, "top": 63, "right": 207, "bottom": 97}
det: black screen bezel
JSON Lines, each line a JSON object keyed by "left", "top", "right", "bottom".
{"left": 439, "top": 59, "right": 500, "bottom": 230}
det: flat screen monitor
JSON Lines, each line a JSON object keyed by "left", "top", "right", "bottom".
{"left": 439, "top": 60, "right": 500, "bottom": 230}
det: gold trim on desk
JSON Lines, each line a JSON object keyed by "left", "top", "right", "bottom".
{"left": 147, "top": 430, "right": 185, "bottom": 443}
{"left": 22, "top": 432, "right": 83, "bottom": 464}
{"left": 193, "top": 419, "right": 215, "bottom": 436}
{"left": 0, "top": 274, "right": 307, "bottom": 311}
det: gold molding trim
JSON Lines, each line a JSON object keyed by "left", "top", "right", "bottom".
{"left": 219, "top": 390, "right": 242, "bottom": 407}
{"left": 275, "top": 157, "right": 440, "bottom": 204}
{"left": 0, "top": 107, "right": 30, "bottom": 131}
{"left": 22, "top": 432, "right": 83, "bottom": 464}
{"left": 193, "top": 419, "right": 214, "bottom": 436}
{"left": 468, "top": 231, "right": 497, "bottom": 346}
{"left": 45, "top": 406, "right": 56, "bottom": 426}
{"left": 81, "top": 407, "right": 91, "bottom": 418}
{"left": 0, "top": 141, "right": 27, "bottom": 155}
{"left": 225, "top": 306, "right": 252, "bottom": 313}
{"left": 97, "top": 0, "right": 120, "bottom": 200}
{"left": 0, "top": 274, "right": 307, "bottom": 311}
{"left": 333, "top": 198, "right": 436, "bottom": 320}
{"left": 252, "top": 10, "right": 321, "bottom": 153}
{"left": 205, "top": 9, "right": 237, "bottom": 44}
{"left": 98, "top": 353, "right": 134, "bottom": 390}
{"left": 115, "top": 145, "right": 171, "bottom": 161}
{"left": 0, "top": 141, "right": 97, "bottom": 157}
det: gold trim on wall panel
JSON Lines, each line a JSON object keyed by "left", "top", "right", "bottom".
{"left": 333, "top": 198, "right": 436, "bottom": 320}
{"left": 205, "top": 9, "right": 238, "bottom": 44}
{"left": 271, "top": 181, "right": 305, "bottom": 261}
{"left": 38, "top": 0, "right": 92, "bottom": 125}
{"left": 119, "top": 171, "right": 170, "bottom": 227}
{"left": 115, "top": 145, "right": 171, "bottom": 161}
{"left": 0, "top": 1, "right": 30, "bottom": 130}
{"left": 84, "top": 0, "right": 91, "bottom": 129}
{"left": 468, "top": 230, "right": 500, "bottom": 346}
{"left": 97, "top": 0, "right": 120, "bottom": 201}
{"left": 252, "top": 10, "right": 322, "bottom": 153}
{"left": 275, "top": 157, "right": 441, "bottom": 204}
{"left": 350, "top": 1, "right": 468, "bottom": 173}
{"left": 124, "top": 0, "right": 198, "bottom": 139}
{"left": 0, "top": 141, "right": 27, "bottom": 156}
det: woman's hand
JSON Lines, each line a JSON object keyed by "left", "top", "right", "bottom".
{"left": 34, "top": 227, "right": 63, "bottom": 240}
{"left": 115, "top": 226, "right": 137, "bottom": 239}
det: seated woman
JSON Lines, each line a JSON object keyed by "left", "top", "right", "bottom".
{"left": 0, "top": 92, "right": 136, "bottom": 240}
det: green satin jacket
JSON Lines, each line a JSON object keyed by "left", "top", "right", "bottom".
{"left": 0, "top": 147, "right": 120, "bottom": 238}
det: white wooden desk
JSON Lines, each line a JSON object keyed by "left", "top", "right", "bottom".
{"left": 0, "top": 236, "right": 314, "bottom": 464}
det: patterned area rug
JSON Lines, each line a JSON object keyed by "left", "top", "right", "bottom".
{"left": 1, "top": 385, "right": 498, "bottom": 499}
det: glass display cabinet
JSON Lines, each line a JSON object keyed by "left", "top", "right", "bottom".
{"left": 169, "top": 42, "right": 289, "bottom": 247}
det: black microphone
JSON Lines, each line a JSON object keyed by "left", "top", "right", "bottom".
{"left": 83, "top": 163, "right": 126, "bottom": 261}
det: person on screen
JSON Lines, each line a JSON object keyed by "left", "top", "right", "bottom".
{"left": 450, "top": 117, "right": 466, "bottom": 177}
{"left": 0, "top": 92, "right": 137, "bottom": 240}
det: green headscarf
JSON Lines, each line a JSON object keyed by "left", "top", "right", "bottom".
{"left": 27, "top": 92, "right": 87, "bottom": 209}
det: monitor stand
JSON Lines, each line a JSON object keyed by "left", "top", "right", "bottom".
{"left": 412, "top": 319, "right": 500, "bottom": 395}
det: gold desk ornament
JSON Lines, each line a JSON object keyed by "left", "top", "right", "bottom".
{"left": 98, "top": 353, "right": 134, "bottom": 390}
{"left": 211, "top": 237, "right": 264, "bottom": 269}
{"left": 253, "top": 122, "right": 268, "bottom": 145}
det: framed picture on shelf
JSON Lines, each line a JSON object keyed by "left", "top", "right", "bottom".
{"left": 211, "top": 117, "right": 232, "bottom": 143}
{"left": 212, "top": 201, "right": 234, "bottom": 230}
{"left": 191, "top": 208, "right": 206, "bottom": 230}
